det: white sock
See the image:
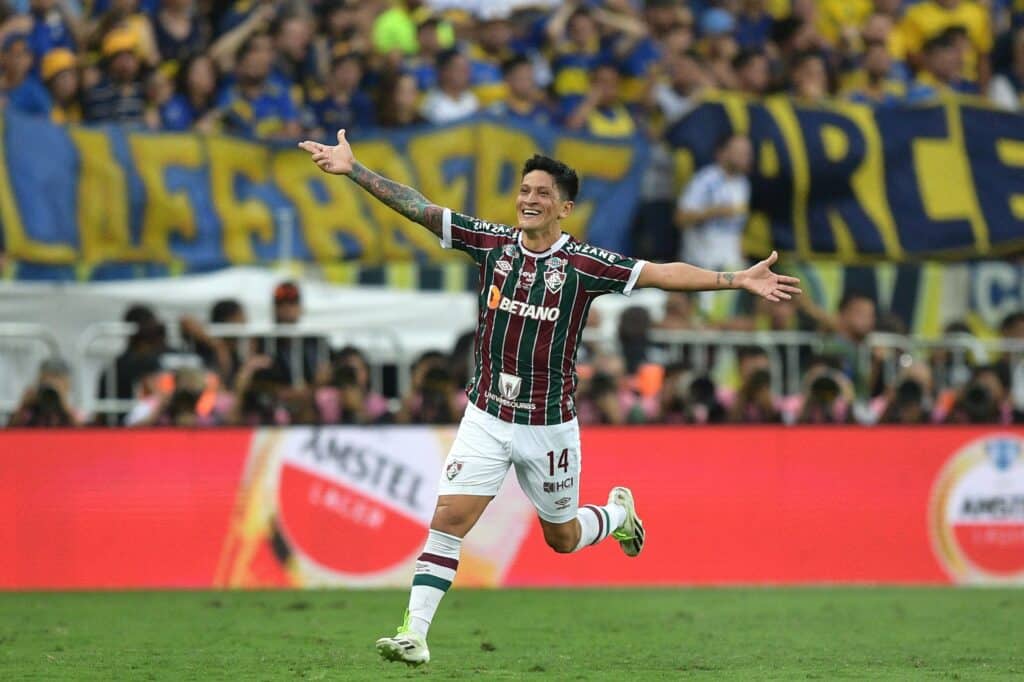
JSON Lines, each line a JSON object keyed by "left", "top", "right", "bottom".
{"left": 406, "top": 529, "right": 462, "bottom": 638}
{"left": 573, "top": 502, "right": 628, "bottom": 551}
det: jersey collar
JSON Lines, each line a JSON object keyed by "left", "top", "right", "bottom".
{"left": 518, "top": 231, "right": 570, "bottom": 258}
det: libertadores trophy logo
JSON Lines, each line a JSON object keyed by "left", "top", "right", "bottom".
{"left": 929, "top": 434, "right": 1024, "bottom": 584}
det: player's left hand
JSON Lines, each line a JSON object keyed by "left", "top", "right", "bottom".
{"left": 738, "top": 251, "right": 802, "bottom": 303}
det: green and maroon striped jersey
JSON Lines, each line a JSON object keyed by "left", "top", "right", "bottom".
{"left": 441, "top": 209, "right": 646, "bottom": 425}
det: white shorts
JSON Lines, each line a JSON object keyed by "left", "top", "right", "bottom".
{"left": 437, "top": 403, "right": 581, "bottom": 523}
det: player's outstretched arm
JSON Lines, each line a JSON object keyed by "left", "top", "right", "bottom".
{"left": 298, "top": 129, "right": 444, "bottom": 236}
{"left": 635, "top": 250, "right": 802, "bottom": 303}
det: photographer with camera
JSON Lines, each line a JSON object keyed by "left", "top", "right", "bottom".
{"left": 942, "top": 365, "right": 1013, "bottom": 425}
{"left": 316, "top": 346, "right": 392, "bottom": 425}
{"left": 10, "top": 358, "right": 82, "bottom": 427}
{"left": 396, "top": 351, "right": 462, "bottom": 425}
{"left": 793, "top": 356, "right": 855, "bottom": 424}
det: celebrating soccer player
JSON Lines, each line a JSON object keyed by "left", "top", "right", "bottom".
{"left": 298, "top": 130, "right": 801, "bottom": 666}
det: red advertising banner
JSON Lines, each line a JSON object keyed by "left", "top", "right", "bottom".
{"left": 1, "top": 427, "right": 1022, "bottom": 589}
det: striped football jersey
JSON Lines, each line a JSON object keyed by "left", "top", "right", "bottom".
{"left": 441, "top": 208, "right": 646, "bottom": 425}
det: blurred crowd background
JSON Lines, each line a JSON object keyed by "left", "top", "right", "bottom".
{"left": 1, "top": 0, "right": 1023, "bottom": 137}
{"left": 9, "top": 276, "right": 1024, "bottom": 428}
{"left": 2, "top": 0, "right": 1024, "bottom": 428}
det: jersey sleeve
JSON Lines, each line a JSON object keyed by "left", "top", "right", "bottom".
{"left": 440, "top": 209, "right": 515, "bottom": 263}
{"left": 573, "top": 247, "right": 647, "bottom": 297}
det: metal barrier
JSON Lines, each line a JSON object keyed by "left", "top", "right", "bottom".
{"left": 861, "top": 332, "right": 1024, "bottom": 391}
{"left": 74, "top": 321, "right": 409, "bottom": 422}
{"left": 0, "top": 324, "right": 62, "bottom": 424}
{"left": 584, "top": 328, "right": 829, "bottom": 396}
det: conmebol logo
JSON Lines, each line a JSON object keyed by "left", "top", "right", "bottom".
{"left": 929, "top": 435, "right": 1024, "bottom": 584}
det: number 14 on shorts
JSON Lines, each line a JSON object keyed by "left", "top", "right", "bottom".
{"left": 546, "top": 448, "right": 570, "bottom": 476}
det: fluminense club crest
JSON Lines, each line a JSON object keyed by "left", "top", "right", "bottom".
{"left": 544, "top": 257, "right": 567, "bottom": 293}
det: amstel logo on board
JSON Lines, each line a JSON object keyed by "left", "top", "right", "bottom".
{"left": 215, "top": 427, "right": 537, "bottom": 588}
{"left": 930, "top": 435, "right": 1024, "bottom": 584}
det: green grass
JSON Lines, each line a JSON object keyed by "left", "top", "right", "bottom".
{"left": 1, "top": 588, "right": 1022, "bottom": 680}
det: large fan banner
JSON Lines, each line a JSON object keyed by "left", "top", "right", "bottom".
{"left": 0, "top": 110, "right": 646, "bottom": 281}
{"left": 667, "top": 94, "right": 1024, "bottom": 264}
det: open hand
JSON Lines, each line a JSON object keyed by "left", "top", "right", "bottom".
{"left": 739, "top": 251, "right": 802, "bottom": 303}
{"left": 298, "top": 129, "right": 354, "bottom": 175}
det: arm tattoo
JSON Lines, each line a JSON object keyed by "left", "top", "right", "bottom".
{"left": 716, "top": 272, "right": 736, "bottom": 288}
{"left": 347, "top": 162, "right": 444, "bottom": 236}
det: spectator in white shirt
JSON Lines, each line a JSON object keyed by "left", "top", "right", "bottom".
{"left": 420, "top": 48, "right": 479, "bottom": 124}
{"left": 674, "top": 133, "right": 753, "bottom": 271}
{"left": 988, "top": 27, "right": 1024, "bottom": 112}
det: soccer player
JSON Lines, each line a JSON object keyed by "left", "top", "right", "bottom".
{"left": 298, "top": 131, "right": 801, "bottom": 666}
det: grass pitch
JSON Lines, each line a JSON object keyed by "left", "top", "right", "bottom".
{"left": 1, "top": 588, "right": 1022, "bottom": 680}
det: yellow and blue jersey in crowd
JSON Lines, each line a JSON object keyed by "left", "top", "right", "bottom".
{"left": 581, "top": 104, "right": 636, "bottom": 139}
{"left": 467, "top": 44, "right": 509, "bottom": 107}
{"left": 309, "top": 91, "right": 376, "bottom": 133}
{"left": 407, "top": 56, "right": 437, "bottom": 92}
{"left": 26, "top": 10, "right": 75, "bottom": 70}
{"left": 905, "top": 72, "right": 981, "bottom": 104}
{"left": 488, "top": 99, "right": 554, "bottom": 127}
{"left": 160, "top": 94, "right": 208, "bottom": 132}
{"left": 215, "top": 78, "right": 299, "bottom": 139}
{"left": 617, "top": 38, "right": 661, "bottom": 106}
{"left": 550, "top": 39, "right": 612, "bottom": 109}
{"left": 844, "top": 78, "right": 907, "bottom": 108}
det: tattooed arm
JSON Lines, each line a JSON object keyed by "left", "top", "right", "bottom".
{"left": 636, "top": 251, "right": 801, "bottom": 303}
{"left": 298, "top": 129, "right": 444, "bottom": 236}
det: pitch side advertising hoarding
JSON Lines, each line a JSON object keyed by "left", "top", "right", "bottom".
{"left": 1, "top": 427, "right": 1022, "bottom": 589}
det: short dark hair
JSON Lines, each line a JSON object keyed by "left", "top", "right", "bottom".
{"left": 923, "top": 27, "right": 961, "bottom": 53}
{"left": 237, "top": 33, "right": 269, "bottom": 62}
{"left": 521, "top": 154, "right": 579, "bottom": 201}
{"left": 436, "top": 48, "right": 463, "bottom": 71}
{"left": 791, "top": 49, "right": 825, "bottom": 71}
{"left": 1000, "top": 311, "right": 1024, "bottom": 333}
{"left": 838, "top": 290, "right": 874, "bottom": 312}
{"left": 501, "top": 54, "right": 530, "bottom": 77}
{"left": 211, "top": 299, "right": 243, "bottom": 324}
{"left": 714, "top": 132, "right": 743, "bottom": 153}
{"left": 732, "top": 48, "right": 764, "bottom": 71}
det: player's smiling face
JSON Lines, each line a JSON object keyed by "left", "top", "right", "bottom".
{"left": 517, "top": 170, "right": 574, "bottom": 233}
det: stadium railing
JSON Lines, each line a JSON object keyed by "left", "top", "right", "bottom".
{"left": 74, "top": 322, "right": 410, "bottom": 422}
{"left": 861, "top": 332, "right": 1024, "bottom": 391}
{"left": 0, "top": 323, "right": 61, "bottom": 421}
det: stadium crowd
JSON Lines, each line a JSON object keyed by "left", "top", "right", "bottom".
{"left": 7, "top": 278, "right": 1024, "bottom": 427}
{"left": 1, "top": 0, "right": 1022, "bottom": 138}
{"left": 3, "top": 0, "right": 1024, "bottom": 427}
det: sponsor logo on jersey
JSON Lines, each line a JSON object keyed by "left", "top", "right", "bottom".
{"left": 485, "top": 391, "right": 537, "bottom": 410}
{"left": 544, "top": 257, "right": 567, "bottom": 294}
{"left": 498, "top": 371, "right": 522, "bottom": 399}
{"left": 445, "top": 459, "right": 463, "bottom": 481}
{"left": 930, "top": 435, "right": 1024, "bottom": 583}
{"left": 486, "top": 285, "right": 561, "bottom": 321}
{"left": 555, "top": 496, "right": 572, "bottom": 510}
{"left": 517, "top": 269, "right": 536, "bottom": 289}
{"left": 574, "top": 243, "right": 619, "bottom": 262}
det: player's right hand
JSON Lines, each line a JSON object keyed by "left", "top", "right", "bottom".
{"left": 298, "top": 129, "right": 355, "bottom": 175}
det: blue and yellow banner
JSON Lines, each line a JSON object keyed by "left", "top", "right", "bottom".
{"left": 667, "top": 94, "right": 1024, "bottom": 264}
{"left": 0, "top": 111, "right": 647, "bottom": 281}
